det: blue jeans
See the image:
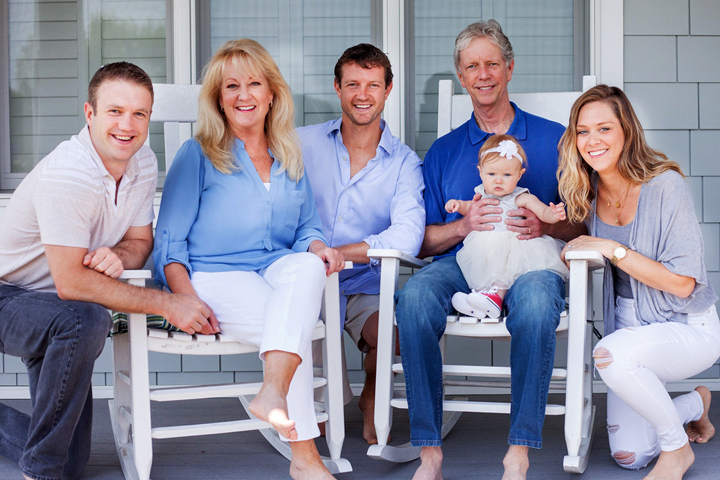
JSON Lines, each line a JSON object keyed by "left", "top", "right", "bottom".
{"left": 0, "top": 284, "right": 112, "bottom": 480}
{"left": 395, "top": 256, "right": 565, "bottom": 448}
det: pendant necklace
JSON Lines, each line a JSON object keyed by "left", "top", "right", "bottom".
{"left": 600, "top": 180, "right": 631, "bottom": 224}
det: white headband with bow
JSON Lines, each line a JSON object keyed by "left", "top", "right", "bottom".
{"left": 481, "top": 139, "right": 523, "bottom": 164}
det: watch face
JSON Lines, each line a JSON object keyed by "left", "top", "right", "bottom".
{"left": 614, "top": 246, "right": 627, "bottom": 259}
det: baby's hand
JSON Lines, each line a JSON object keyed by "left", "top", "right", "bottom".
{"left": 445, "top": 200, "right": 460, "bottom": 213}
{"left": 550, "top": 202, "right": 567, "bottom": 221}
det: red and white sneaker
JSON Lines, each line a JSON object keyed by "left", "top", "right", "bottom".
{"left": 467, "top": 287, "right": 502, "bottom": 319}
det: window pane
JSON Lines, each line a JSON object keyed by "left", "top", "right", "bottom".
{"left": 413, "top": 0, "right": 584, "bottom": 157}
{"left": 8, "top": 0, "right": 82, "bottom": 175}
{"left": 96, "top": 0, "right": 168, "bottom": 173}
{"left": 5, "top": 0, "right": 166, "bottom": 186}
{"left": 201, "top": 0, "right": 375, "bottom": 127}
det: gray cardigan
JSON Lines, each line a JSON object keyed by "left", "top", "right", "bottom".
{"left": 587, "top": 171, "right": 718, "bottom": 336}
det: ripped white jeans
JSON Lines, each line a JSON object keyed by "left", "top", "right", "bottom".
{"left": 594, "top": 296, "right": 720, "bottom": 470}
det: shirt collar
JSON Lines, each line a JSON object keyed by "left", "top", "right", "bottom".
{"left": 76, "top": 124, "right": 140, "bottom": 182}
{"left": 468, "top": 102, "right": 527, "bottom": 144}
{"left": 327, "top": 118, "right": 393, "bottom": 157}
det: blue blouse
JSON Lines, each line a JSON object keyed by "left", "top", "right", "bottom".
{"left": 153, "top": 139, "right": 327, "bottom": 288}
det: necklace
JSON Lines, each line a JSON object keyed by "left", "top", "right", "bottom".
{"left": 600, "top": 180, "right": 631, "bottom": 224}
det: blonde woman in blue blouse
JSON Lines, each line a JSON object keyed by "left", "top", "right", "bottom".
{"left": 153, "top": 39, "right": 343, "bottom": 480}
{"left": 558, "top": 84, "right": 720, "bottom": 480}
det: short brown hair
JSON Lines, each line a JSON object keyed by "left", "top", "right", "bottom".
{"left": 334, "top": 43, "right": 393, "bottom": 88}
{"left": 87, "top": 62, "right": 153, "bottom": 111}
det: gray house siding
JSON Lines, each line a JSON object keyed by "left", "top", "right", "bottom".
{"left": 624, "top": 0, "right": 720, "bottom": 379}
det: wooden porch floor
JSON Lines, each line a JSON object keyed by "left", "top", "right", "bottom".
{"left": 2, "top": 392, "right": 719, "bottom": 479}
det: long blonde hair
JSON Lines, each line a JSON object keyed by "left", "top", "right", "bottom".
{"left": 195, "top": 39, "right": 302, "bottom": 180}
{"left": 558, "top": 84, "right": 682, "bottom": 223}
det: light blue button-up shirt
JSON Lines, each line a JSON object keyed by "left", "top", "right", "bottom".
{"left": 298, "top": 118, "right": 425, "bottom": 299}
{"left": 153, "top": 139, "right": 326, "bottom": 288}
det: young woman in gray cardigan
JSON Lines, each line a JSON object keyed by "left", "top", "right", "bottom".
{"left": 557, "top": 84, "right": 720, "bottom": 480}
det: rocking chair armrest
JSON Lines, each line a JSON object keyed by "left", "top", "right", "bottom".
{"left": 367, "top": 249, "right": 430, "bottom": 269}
{"left": 119, "top": 269, "right": 153, "bottom": 281}
{"left": 565, "top": 250, "right": 605, "bottom": 272}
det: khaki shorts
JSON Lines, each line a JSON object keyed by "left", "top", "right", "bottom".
{"left": 344, "top": 293, "right": 380, "bottom": 353}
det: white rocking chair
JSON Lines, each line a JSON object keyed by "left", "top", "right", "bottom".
{"left": 367, "top": 78, "right": 602, "bottom": 474}
{"left": 108, "top": 83, "right": 352, "bottom": 480}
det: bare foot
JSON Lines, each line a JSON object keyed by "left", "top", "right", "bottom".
{"left": 502, "top": 445, "right": 529, "bottom": 480}
{"left": 358, "top": 387, "right": 389, "bottom": 445}
{"left": 248, "top": 384, "right": 297, "bottom": 441}
{"left": 643, "top": 442, "right": 694, "bottom": 480}
{"left": 289, "top": 439, "right": 335, "bottom": 480}
{"left": 687, "top": 386, "right": 714, "bottom": 444}
{"left": 412, "top": 446, "right": 443, "bottom": 480}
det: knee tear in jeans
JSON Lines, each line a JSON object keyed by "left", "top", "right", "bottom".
{"left": 612, "top": 450, "right": 636, "bottom": 467}
{"left": 607, "top": 423, "right": 619, "bottom": 434}
{"left": 593, "top": 346, "right": 613, "bottom": 369}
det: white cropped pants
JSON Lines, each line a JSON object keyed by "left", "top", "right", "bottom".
{"left": 595, "top": 296, "right": 720, "bottom": 469}
{"left": 191, "top": 252, "right": 327, "bottom": 442}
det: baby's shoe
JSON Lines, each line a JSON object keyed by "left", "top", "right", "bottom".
{"left": 451, "top": 292, "right": 485, "bottom": 318}
{"left": 467, "top": 287, "right": 502, "bottom": 319}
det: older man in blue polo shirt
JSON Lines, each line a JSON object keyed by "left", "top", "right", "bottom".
{"left": 299, "top": 43, "right": 425, "bottom": 445}
{"left": 395, "top": 21, "right": 585, "bottom": 480}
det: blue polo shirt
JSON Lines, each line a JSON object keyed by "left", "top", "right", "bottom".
{"left": 423, "top": 102, "right": 565, "bottom": 259}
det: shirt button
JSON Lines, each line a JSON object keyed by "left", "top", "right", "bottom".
{"left": 343, "top": 156, "right": 347, "bottom": 161}
{"left": 266, "top": 201, "right": 270, "bottom": 205}
{"left": 266, "top": 225, "right": 270, "bottom": 230}
{"left": 338, "top": 217, "right": 343, "bottom": 221}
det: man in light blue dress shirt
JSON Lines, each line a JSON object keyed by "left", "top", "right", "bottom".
{"left": 298, "top": 43, "right": 425, "bottom": 444}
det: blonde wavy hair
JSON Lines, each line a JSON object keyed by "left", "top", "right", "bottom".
{"left": 195, "top": 39, "right": 302, "bottom": 180}
{"left": 557, "top": 84, "right": 682, "bottom": 223}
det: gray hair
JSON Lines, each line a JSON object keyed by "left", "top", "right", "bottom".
{"left": 453, "top": 20, "right": 514, "bottom": 71}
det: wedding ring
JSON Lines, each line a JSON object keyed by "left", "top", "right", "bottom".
{"left": 568, "top": 244, "right": 574, "bottom": 249}
{"left": 528, "top": 227, "right": 532, "bottom": 235}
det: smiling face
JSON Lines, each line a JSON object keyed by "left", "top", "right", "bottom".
{"left": 219, "top": 59, "right": 274, "bottom": 138}
{"left": 575, "top": 101, "right": 626, "bottom": 176}
{"left": 479, "top": 155, "right": 525, "bottom": 197}
{"left": 84, "top": 79, "right": 152, "bottom": 179}
{"left": 457, "top": 36, "right": 514, "bottom": 111}
{"left": 335, "top": 62, "right": 392, "bottom": 128}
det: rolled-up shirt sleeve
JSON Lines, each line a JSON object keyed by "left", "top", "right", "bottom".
{"left": 292, "top": 175, "right": 328, "bottom": 253}
{"left": 153, "top": 141, "right": 203, "bottom": 287}
{"left": 363, "top": 151, "right": 425, "bottom": 263}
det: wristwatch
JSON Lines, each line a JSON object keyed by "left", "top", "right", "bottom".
{"left": 610, "top": 244, "right": 629, "bottom": 266}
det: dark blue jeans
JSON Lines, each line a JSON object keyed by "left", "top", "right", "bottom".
{"left": 395, "top": 256, "right": 565, "bottom": 448}
{"left": 0, "top": 284, "right": 112, "bottom": 480}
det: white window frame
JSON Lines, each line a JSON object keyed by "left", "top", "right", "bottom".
{"left": 1, "top": 0, "right": 13, "bottom": 191}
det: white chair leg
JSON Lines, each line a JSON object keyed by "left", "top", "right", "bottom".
{"left": 322, "top": 272, "right": 347, "bottom": 462}
{"left": 128, "top": 308, "right": 154, "bottom": 480}
{"left": 563, "top": 259, "right": 595, "bottom": 474}
{"left": 373, "top": 257, "right": 400, "bottom": 449}
{"left": 111, "top": 330, "right": 131, "bottom": 444}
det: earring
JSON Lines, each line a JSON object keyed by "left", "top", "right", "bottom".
{"left": 269, "top": 101, "right": 273, "bottom": 108}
